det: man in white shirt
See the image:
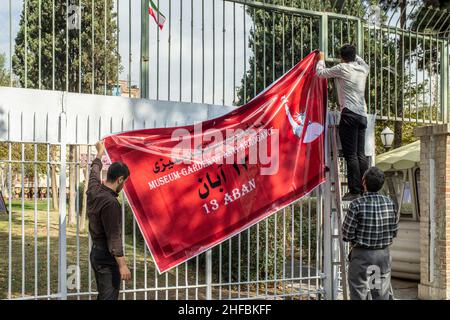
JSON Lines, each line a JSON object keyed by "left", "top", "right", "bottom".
{"left": 316, "top": 44, "right": 370, "bottom": 202}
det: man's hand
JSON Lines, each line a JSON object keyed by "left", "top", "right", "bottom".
{"left": 115, "top": 256, "right": 131, "bottom": 281}
{"left": 95, "top": 140, "right": 105, "bottom": 159}
{"left": 318, "top": 51, "right": 325, "bottom": 61}
{"left": 119, "top": 265, "right": 132, "bottom": 281}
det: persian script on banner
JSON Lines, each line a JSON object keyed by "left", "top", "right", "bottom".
{"left": 104, "top": 50, "right": 327, "bottom": 273}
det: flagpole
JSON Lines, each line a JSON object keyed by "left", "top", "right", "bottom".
{"left": 140, "top": 0, "right": 150, "bottom": 99}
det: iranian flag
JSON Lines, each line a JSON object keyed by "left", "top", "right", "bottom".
{"left": 149, "top": 0, "right": 166, "bottom": 30}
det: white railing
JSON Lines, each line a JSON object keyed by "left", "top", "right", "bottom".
{"left": 0, "top": 87, "right": 325, "bottom": 300}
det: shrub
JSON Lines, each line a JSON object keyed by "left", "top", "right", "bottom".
{"left": 123, "top": 200, "right": 145, "bottom": 245}
{"left": 77, "top": 181, "right": 85, "bottom": 212}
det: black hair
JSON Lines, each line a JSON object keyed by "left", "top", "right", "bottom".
{"left": 340, "top": 44, "right": 356, "bottom": 62}
{"left": 363, "top": 167, "right": 385, "bottom": 192}
{"left": 106, "top": 162, "right": 130, "bottom": 183}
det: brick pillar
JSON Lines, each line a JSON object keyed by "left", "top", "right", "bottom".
{"left": 415, "top": 124, "right": 450, "bottom": 299}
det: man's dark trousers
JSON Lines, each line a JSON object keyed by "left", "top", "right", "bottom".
{"left": 90, "top": 245, "right": 120, "bottom": 300}
{"left": 339, "top": 108, "right": 369, "bottom": 195}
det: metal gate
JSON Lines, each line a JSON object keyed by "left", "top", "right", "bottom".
{"left": 1, "top": 0, "right": 449, "bottom": 300}
{"left": 0, "top": 87, "right": 323, "bottom": 300}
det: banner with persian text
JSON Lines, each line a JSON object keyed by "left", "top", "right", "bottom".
{"left": 104, "top": 51, "right": 327, "bottom": 273}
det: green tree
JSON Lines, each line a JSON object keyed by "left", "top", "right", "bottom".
{"left": 0, "top": 53, "right": 10, "bottom": 86}
{"left": 12, "top": 0, "right": 121, "bottom": 94}
{"left": 374, "top": 0, "right": 446, "bottom": 149}
{"left": 11, "top": 1, "right": 122, "bottom": 224}
{"left": 236, "top": 1, "right": 363, "bottom": 105}
{"left": 411, "top": 0, "right": 450, "bottom": 34}
{"left": 237, "top": 0, "right": 445, "bottom": 153}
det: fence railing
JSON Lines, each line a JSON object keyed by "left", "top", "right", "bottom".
{"left": 0, "top": 87, "right": 324, "bottom": 300}
{"left": 2, "top": 1, "right": 449, "bottom": 124}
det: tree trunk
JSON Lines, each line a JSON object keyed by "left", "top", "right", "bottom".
{"left": 0, "top": 166, "right": 7, "bottom": 198}
{"left": 51, "top": 146, "right": 59, "bottom": 211}
{"left": 68, "top": 145, "right": 76, "bottom": 226}
{"left": 80, "top": 163, "right": 89, "bottom": 232}
{"left": 393, "top": 120, "right": 403, "bottom": 148}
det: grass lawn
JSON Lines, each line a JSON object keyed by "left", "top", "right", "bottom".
{"left": 0, "top": 200, "right": 318, "bottom": 300}
{"left": 0, "top": 199, "right": 213, "bottom": 300}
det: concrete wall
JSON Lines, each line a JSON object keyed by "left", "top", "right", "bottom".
{"left": 0, "top": 86, "right": 236, "bottom": 145}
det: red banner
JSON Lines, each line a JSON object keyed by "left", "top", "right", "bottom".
{"left": 104, "top": 51, "right": 327, "bottom": 272}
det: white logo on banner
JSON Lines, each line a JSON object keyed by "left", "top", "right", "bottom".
{"left": 282, "top": 95, "right": 324, "bottom": 143}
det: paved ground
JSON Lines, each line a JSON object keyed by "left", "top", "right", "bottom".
{"left": 391, "top": 278, "right": 419, "bottom": 300}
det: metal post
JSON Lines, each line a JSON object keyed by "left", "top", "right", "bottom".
{"left": 319, "top": 13, "right": 335, "bottom": 300}
{"left": 140, "top": 0, "right": 150, "bottom": 99}
{"left": 322, "top": 180, "right": 333, "bottom": 300}
{"left": 356, "top": 19, "right": 363, "bottom": 56}
{"left": 322, "top": 117, "right": 334, "bottom": 300}
{"left": 330, "top": 124, "right": 348, "bottom": 300}
{"left": 319, "top": 14, "right": 328, "bottom": 59}
{"left": 58, "top": 94, "right": 68, "bottom": 300}
{"left": 206, "top": 249, "right": 212, "bottom": 300}
{"left": 440, "top": 38, "right": 449, "bottom": 123}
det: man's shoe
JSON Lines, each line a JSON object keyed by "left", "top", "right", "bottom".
{"left": 342, "top": 193, "right": 361, "bottom": 202}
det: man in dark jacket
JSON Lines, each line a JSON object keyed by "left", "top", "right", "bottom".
{"left": 88, "top": 140, "right": 131, "bottom": 300}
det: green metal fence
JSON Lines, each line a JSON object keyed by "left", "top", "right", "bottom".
{"left": 2, "top": 1, "right": 449, "bottom": 123}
